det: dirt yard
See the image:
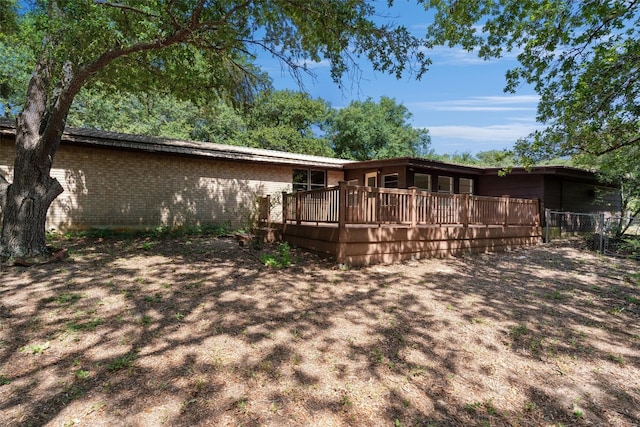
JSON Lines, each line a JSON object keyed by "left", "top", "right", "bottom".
{"left": 1, "top": 235, "right": 638, "bottom": 427}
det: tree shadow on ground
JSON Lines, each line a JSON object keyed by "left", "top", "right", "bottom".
{"left": 0, "top": 238, "right": 638, "bottom": 426}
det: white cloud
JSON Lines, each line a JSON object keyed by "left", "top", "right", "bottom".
{"left": 409, "top": 95, "right": 539, "bottom": 113}
{"left": 294, "top": 59, "right": 331, "bottom": 69}
{"left": 424, "top": 122, "right": 541, "bottom": 142}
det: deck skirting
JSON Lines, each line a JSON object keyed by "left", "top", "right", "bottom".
{"left": 283, "top": 223, "right": 542, "bottom": 265}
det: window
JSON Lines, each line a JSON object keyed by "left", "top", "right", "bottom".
{"left": 310, "top": 170, "right": 325, "bottom": 190}
{"left": 459, "top": 178, "right": 473, "bottom": 194}
{"left": 414, "top": 173, "right": 431, "bottom": 191}
{"left": 437, "top": 176, "right": 453, "bottom": 193}
{"left": 383, "top": 173, "right": 399, "bottom": 188}
{"left": 365, "top": 172, "right": 377, "bottom": 187}
{"left": 293, "top": 169, "right": 326, "bottom": 191}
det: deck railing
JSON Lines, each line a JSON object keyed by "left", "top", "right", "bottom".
{"left": 283, "top": 182, "right": 540, "bottom": 227}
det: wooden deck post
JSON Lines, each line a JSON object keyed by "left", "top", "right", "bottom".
{"left": 409, "top": 187, "right": 417, "bottom": 227}
{"left": 296, "top": 190, "right": 302, "bottom": 225}
{"left": 338, "top": 181, "right": 347, "bottom": 230}
{"left": 282, "top": 191, "right": 288, "bottom": 223}
{"left": 503, "top": 195, "right": 510, "bottom": 226}
{"left": 462, "top": 193, "right": 469, "bottom": 227}
{"left": 259, "top": 195, "right": 271, "bottom": 226}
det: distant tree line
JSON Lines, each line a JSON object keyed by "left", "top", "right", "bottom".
{"left": 63, "top": 88, "right": 430, "bottom": 162}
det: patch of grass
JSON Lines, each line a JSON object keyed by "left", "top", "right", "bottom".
{"left": 625, "top": 295, "right": 639, "bottom": 304}
{"left": 65, "top": 317, "right": 104, "bottom": 332}
{"left": 180, "top": 398, "right": 198, "bottom": 414}
{"left": 609, "top": 306, "right": 625, "bottom": 315}
{"left": 75, "top": 369, "right": 90, "bottom": 380}
{"left": 45, "top": 292, "right": 82, "bottom": 305}
{"left": 139, "top": 241, "right": 157, "bottom": 251}
{"left": 625, "top": 272, "right": 640, "bottom": 286}
{"left": 21, "top": 341, "right": 50, "bottom": 355}
{"left": 106, "top": 351, "right": 138, "bottom": 371}
{"left": 232, "top": 398, "right": 248, "bottom": 414}
{"left": 464, "top": 400, "right": 498, "bottom": 416}
{"left": 141, "top": 315, "right": 153, "bottom": 326}
{"left": 464, "top": 401, "right": 483, "bottom": 413}
{"left": 0, "top": 375, "right": 10, "bottom": 385}
{"left": 608, "top": 353, "right": 626, "bottom": 366}
{"left": 143, "top": 293, "right": 163, "bottom": 303}
{"left": 340, "top": 394, "right": 353, "bottom": 409}
{"left": 510, "top": 324, "right": 530, "bottom": 340}
{"left": 370, "top": 347, "right": 384, "bottom": 364}
{"left": 545, "top": 291, "right": 569, "bottom": 300}
{"left": 409, "top": 366, "right": 427, "bottom": 378}
{"left": 57, "top": 224, "right": 229, "bottom": 241}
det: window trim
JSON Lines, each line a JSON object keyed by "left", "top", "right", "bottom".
{"left": 459, "top": 177, "right": 474, "bottom": 195}
{"left": 382, "top": 173, "right": 399, "bottom": 188}
{"left": 414, "top": 173, "right": 431, "bottom": 191}
{"left": 437, "top": 176, "right": 453, "bottom": 193}
{"left": 293, "top": 168, "right": 326, "bottom": 191}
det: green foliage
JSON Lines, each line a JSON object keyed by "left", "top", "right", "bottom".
{"left": 74, "top": 369, "right": 90, "bottom": 380}
{"left": 45, "top": 292, "right": 82, "bottom": 305}
{"left": 65, "top": 318, "right": 104, "bottom": 332}
{"left": 20, "top": 341, "right": 50, "bottom": 355}
{"left": 261, "top": 242, "right": 292, "bottom": 268}
{"left": 425, "top": 0, "right": 640, "bottom": 165}
{"left": 3, "top": 0, "right": 431, "bottom": 117}
{"left": 242, "top": 90, "right": 334, "bottom": 156}
{"left": 578, "top": 146, "right": 640, "bottom": 220}
{"left": 0, "top": 374, "right": 10, "bottom": 385}
{"left": 330, "top": 96, "right": 430, "bottom": 160}
{"left": 106, "top": 351, "right": 137, "bottom": 372}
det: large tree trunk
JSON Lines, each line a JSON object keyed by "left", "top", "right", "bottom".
{"left": 0, "top": 132, "right": 64, "bottom": 258}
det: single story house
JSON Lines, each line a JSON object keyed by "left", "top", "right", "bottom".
{"left": 0, "top": 119, "right": 619, "bottom": 236}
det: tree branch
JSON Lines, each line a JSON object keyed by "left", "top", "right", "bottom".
{"left": 93, "top": 1, "right": 160, "bottom": 18}
{"left": 585, "top": 134, "right": 640, "bottom": 157}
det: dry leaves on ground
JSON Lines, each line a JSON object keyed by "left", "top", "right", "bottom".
{"left": 0, "top": 236, "right": 639, "bottom": 426}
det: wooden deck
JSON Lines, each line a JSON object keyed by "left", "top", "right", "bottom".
{"left": 281, "top": 182, "right": 542, "bottom": 265}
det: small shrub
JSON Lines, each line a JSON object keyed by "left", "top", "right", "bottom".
{"left": 261, "top": 242, "right": 292, "bottom": 268}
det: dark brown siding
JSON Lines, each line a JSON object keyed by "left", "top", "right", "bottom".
{"left": 477, "top": 174, "right": 545, "bottom": 200}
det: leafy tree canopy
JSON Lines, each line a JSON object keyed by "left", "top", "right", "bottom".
{"left": 0, "top": 0, "right": 434, "bottom": 257}
{"left": 330, "top": 96, "right": 430, "bottom": 160}
{"left": 242, "top": 90, "right": 333, "bottom": 156}
{"left": 424, "top": 0, "right": 640, "bottom": 165}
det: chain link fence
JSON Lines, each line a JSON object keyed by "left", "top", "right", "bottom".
{"left": 544, "top": 210, "right": 640, "bottom": 258}
{"left": 602, "top": 216, "right": 640, "bottom": 258}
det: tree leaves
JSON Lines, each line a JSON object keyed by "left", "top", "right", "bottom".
{"left": 330, "top": 97, "right": 430, "bottom": 161}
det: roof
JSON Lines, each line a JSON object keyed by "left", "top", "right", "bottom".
{"left": 0, "top": 118, "right": 351, "bottom": 170}
{"left": 0, "top": 118, "right": 606, "bottom": 182}
{"left": 343, "top": 157, "right": 484, "bottom": 175}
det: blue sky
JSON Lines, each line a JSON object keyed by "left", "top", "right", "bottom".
{"left": 257, "top": 1, "right": 542, "bottom": 156}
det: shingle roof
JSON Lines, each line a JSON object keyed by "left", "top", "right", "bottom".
{"left": 0, "top": 118, "right": 351, "bottom": 169}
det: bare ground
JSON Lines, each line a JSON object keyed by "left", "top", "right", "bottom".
{"left": 0, "top": 235, "right": 639, "bottom": 427}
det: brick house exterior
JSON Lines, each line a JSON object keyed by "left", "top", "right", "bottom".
{"left": 0, "top": 120, "right": 346, "bottom": 231}
{"left": 1, "top": 119, "right": 619, "bottom": 232}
